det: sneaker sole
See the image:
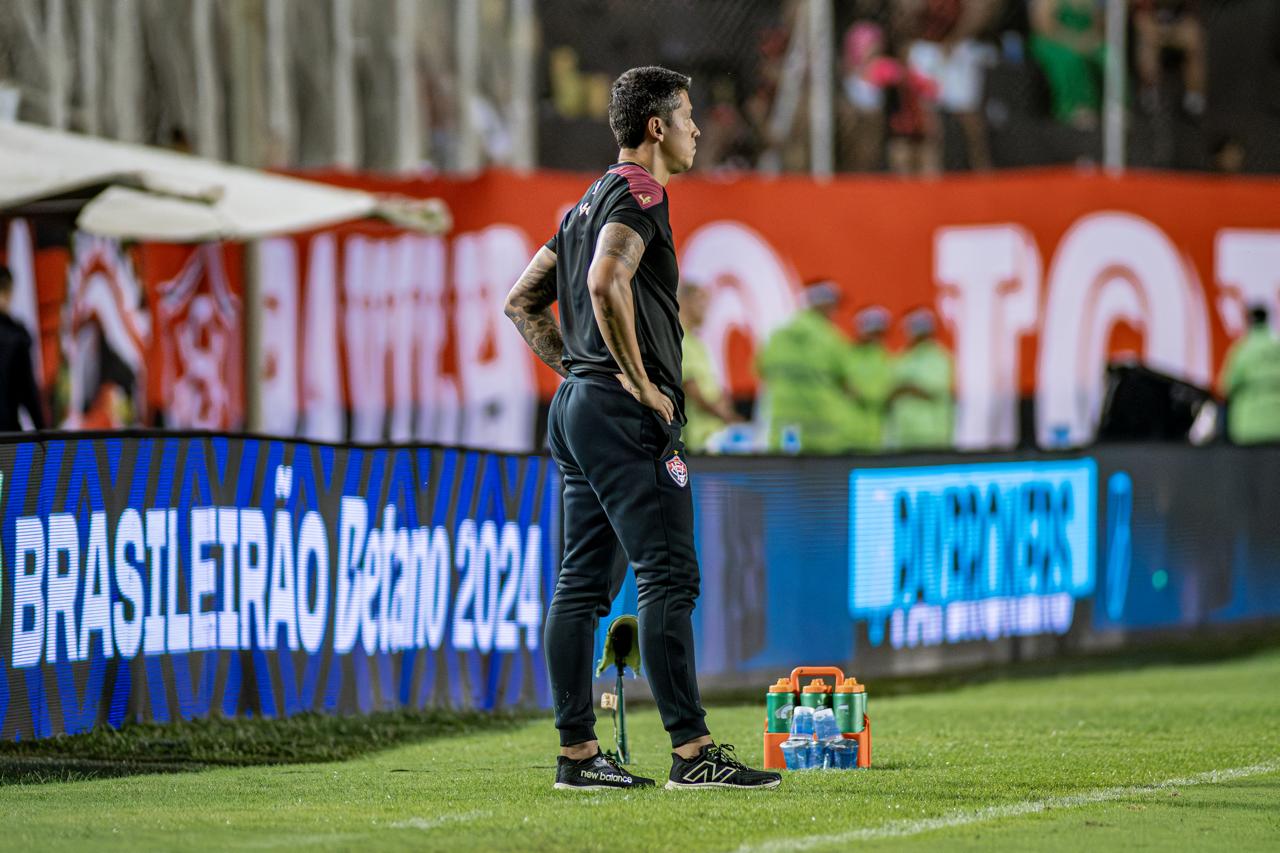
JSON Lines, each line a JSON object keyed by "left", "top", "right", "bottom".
{"left": 664, "top": 779, "right": 781, "bottom": 791}
{"left": 553, "top": 782, "right": 653, "bottom": 791}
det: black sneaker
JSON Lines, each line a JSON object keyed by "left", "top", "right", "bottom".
{"left": 553, "top": 752, "right": 656, "bottom": 791}
{"left": 666, "top": 743, "right": 782, "bottom": 790}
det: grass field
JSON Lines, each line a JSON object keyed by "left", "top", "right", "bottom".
{"left": 1, "top": 649, "right": 1277, "bottom": 852}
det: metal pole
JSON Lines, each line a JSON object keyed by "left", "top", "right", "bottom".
{"left": 509, "top": 0, "right": 537, "bottom": 171}
{"left": 332, "top": 0, "right": 359, "bottom": 169}
{"left": 454, "top": 0, "right": 481, "bottom": 173}
{"left": 228, "top": 0, "right": 265, "bottom": 166}
{"left": 78, "top": 0, "right": 99, "bottom": 135}
{"left": 1103, "top": 0, "right": 1127, "bottom": 173}
{"left": 265, "top": 0, "right": 294, "bottom": 167}
{"left": 392, "top": 0, "right": 421, "bottom": 172}
{"left": 807, "top": 0, "right": 834, "bottom": 178}
{"left": 111, "top": 0, "right": 141, "bottom": 142}
{"left": 615, "top": 667, "right": 629, "bottom": 764}
{"left": 46, "top": 0, "right": 67, "bottom": 129}
{"left": 192, "top": 0, "right": 223, "bottom": 158}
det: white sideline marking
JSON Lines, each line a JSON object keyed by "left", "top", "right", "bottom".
{"left": 739, "top": 761, "right": 1280, "bottom": 852}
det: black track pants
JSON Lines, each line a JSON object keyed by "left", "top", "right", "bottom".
{"left": 544, "top": 374, "right": 709, "bottom": 748}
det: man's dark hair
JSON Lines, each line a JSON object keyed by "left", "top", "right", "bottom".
{"left": 608, "top": 66, "right": 692, "bottom": 149}
{"left": 1249, "top": 304, "right": 1269, "bottom": 326}
{"left": 0, "top": 265, "right": 12, "bottom": 294}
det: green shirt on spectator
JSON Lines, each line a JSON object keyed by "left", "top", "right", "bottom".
{"left": 682, "top": 333, "right": 726, "bottom": 452}
{"left": 841, "top": 341, "right": 894, "bottom": 451}
{"left": 1218, "top": 326, "right": 1280, "bottom": 445}
{"left": 886, "top": 340, "right": 955, "bottom": 450}
{"left": 756, "top": 310, "right": 853, "bottom": 453}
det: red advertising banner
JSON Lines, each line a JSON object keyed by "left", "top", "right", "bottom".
{"left": 281, "top": 167, "right": 1280, "bottom": 450}
{"left": 2, "top": 219, "right": 244, "bottom": 430}
{"left": 9, "top": 167, "right": 1279, "bottom": 452}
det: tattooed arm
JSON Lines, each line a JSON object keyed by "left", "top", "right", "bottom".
{"left": 586, "top": 222, "right": 674, "bottom": 423}
{"left": 504, "top": 246, "right": 569, "bottom": 378}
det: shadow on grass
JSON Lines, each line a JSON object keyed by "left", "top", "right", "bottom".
{"left": 0, "top": 707, "right": 547, "bottom": 785}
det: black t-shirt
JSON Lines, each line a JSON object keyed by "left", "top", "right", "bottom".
{"left": 545, "top": 162, "right": 685, "bottom": 420}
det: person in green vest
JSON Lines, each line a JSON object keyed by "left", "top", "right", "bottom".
{"left": 755, "top": 280, "right": 854, "bottom": 453}
{"left": 842, "top": 306, "right": 894, "bottom": 451}
{"left": 679, "top": 281, "right": 741, "bottom": 452}
{"left": 886, "top": 308, "right": 955, "bottom": 450}
{"left": 1218, "top": 304, "right": 1280, "bottom": 445}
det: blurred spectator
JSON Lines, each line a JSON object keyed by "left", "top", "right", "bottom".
{"left": 840, "top": 21, "right": 893, "bottom": 171}
{"left": 886, "top": 308, "right": 955, "bottom": 449}
{"left": 885, "top": 48, "right": 943, "bottom": 175}
{"left": 886, "top": 0, "right": 944, "bottom": 175}
{"left": 750, "top": 19, "right": 813, "bottom": 173}
{"left": 756, "top": 280, "right": 854, "bottom": 453}
{"left": 843, "top": 306, "right": 895, "bottom": 450}
{"left": 1211, "top": 134, "right": 1247, "bottom": 173}
{"left": 1029, "top": 0, "right": 1106, "bottom": 129}
{"left": 548, "top": 46, "right": 611, "bottom": 121}
{"left": 902, "top": 0, "right": 1000, "bottom": 170}
{"left": 680, "top": 281, "right": 741, "bottom": 452}
{"left": 697, "top": 76, "right": 760, "bottom": 171}
{"left": 1217, "top": 304, "right": 1280, "bottom": 445}
{"left": 1133, "top": 0, "right": 1206, "bottom": 118}
{"left": 0, "top": 266, "right": 45, "bottom": 432}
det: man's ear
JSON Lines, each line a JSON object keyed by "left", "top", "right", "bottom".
{"left": 648, "top": 115, "right": 665, "bottom": 141}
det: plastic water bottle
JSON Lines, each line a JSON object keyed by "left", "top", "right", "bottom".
{"left": 813, "top": 707, "right": 841, "bottom": 742}
{"left": 780, "top": 738, "right": 813, "bottom": 770}
{"left": 806, "top": 740, "right": 824, "bottom": 769}
{"left": 789, "top": 705, "right": 816, "bottom": 739}
{"left": 823, "top": 739, "right": 858, "bottom": 770}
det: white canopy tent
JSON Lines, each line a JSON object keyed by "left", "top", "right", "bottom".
{"left": 0, "top": 121, "right": 448, "bottom": 241}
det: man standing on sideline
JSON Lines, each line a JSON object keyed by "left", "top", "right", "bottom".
{"left": 0, "top": 265, "right": 45, "bottom": 432}
{"left": 1218, "top": 304, "right": 1280, "bottom": 445}
{"left": 504, "top": 66, "right": 781, "bottom": 791}
{"left": 679, "top": 280, "right": 741, "bottom": 453}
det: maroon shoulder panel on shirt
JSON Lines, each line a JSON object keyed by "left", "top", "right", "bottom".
{"left": 607, "top": 164, "right": 665, "bottom": 210}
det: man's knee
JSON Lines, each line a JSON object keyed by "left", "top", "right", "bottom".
{"left": 635, "top": 563, "right": 701, "bottom": 605}
{"left": 550, "top": 569, "right": 613, "bottom": 615}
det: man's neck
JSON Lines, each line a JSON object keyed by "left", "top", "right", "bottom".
{"left": 616, "top": 145, "right": 671, "bottom": 186}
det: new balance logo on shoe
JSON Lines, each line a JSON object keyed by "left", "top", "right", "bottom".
{"left": 666, "top": 743, "right": 782, "bottom": 790}
{"left": 553, "top": 753, "right": 656, "bottom": 791}
{"left": 681, "top": 761, "right": 738, "bottom": 784}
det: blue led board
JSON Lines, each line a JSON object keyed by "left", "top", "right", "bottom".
{"left": 0, "top": 436, "right": 557, "bottom": 739}
{"left": 849, "top": 460, "right": 1097, "bottom": 649}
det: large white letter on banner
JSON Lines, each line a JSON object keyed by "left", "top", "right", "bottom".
{"left": 453, "top": 226, "right": 537, "bottom": 453}
{"left": 1215, "top": 230, "right": 1280, "bottom": 338}
{"left": 255, "top": 239, "right": 299, "bottom": 435}
{"left": 1036, "top": 213, "right": 1211, "bottom": 447}
{"left": 678, "top": 221, "right": 800, "bottom": 396}
{"left": 935, "top": 225, "right": 1041, "bottom": 449}
{"left": 302, "top": 234, "right": 344, "bottom": 442}
{"left": 411, "top": 236, "right": 460, "bottom": 446}
{"left": 345, "top": 235, "right": 391, "bottom": 442}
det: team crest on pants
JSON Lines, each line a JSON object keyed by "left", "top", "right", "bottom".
{"left": 665, "top": 453, "right": 688, "bottom": 487}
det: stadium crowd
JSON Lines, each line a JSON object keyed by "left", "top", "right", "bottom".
{"left": 544, "top": 0, "right": 1280, "bottom": 175}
